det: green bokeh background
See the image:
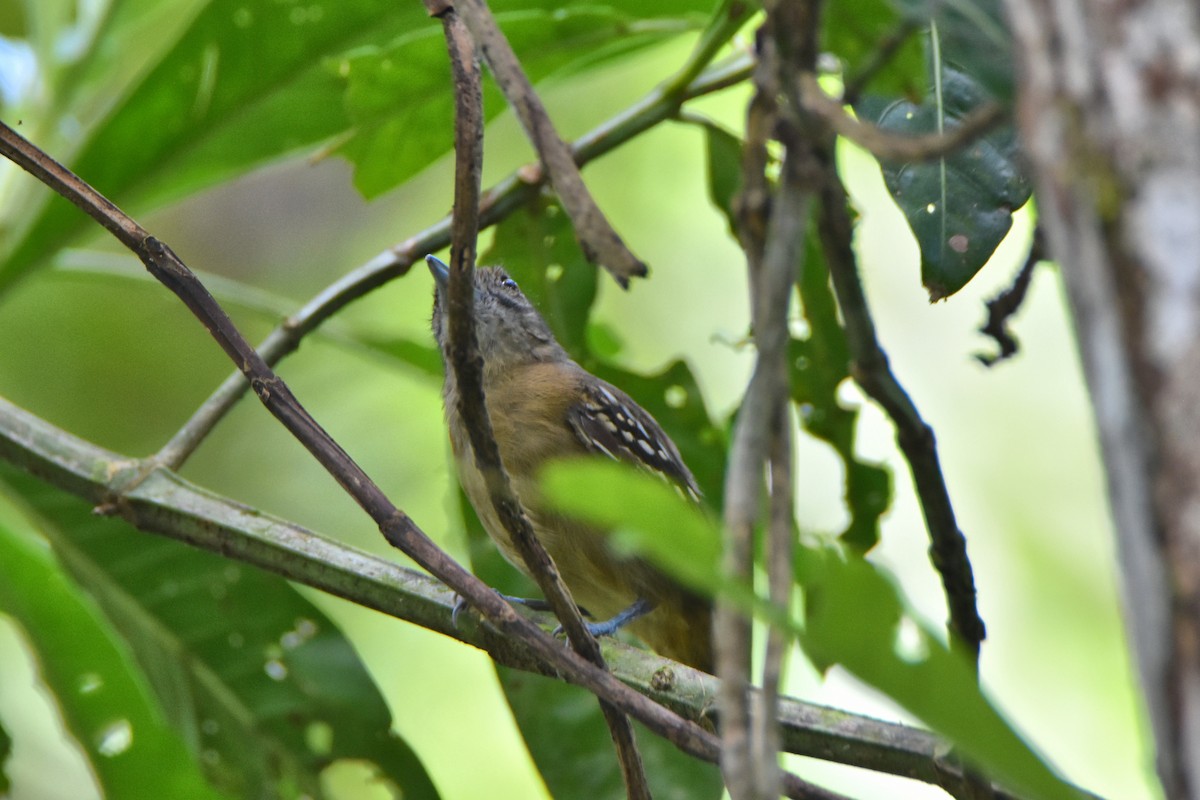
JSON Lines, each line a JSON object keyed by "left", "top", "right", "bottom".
{"left": 0, "top": 35, "right": 1156, "bottom": 800}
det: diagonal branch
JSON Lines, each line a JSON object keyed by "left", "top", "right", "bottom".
{"left": 455, "top": 0, "right": 646, "bottom": 287}
{"left": 810, "top": 130, "right": 987, "bottom": 669}
{"left": 797, "top": 72, "right": 1007, "bottom": 163}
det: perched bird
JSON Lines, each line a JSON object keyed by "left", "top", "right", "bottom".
{"left": 428, "top": 255, "right": 713, "bottom": 672}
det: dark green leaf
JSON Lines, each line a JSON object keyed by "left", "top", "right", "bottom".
{"left": 799, "top": 548, "right": 1081, "bottom": 800}
{"left": 482, "top": 198, "right": 599, "bottom": 358}
{"left": 0, "top": 465, "right": 440, "bottom": 800}
{"left": 892, "top": 0, "right": 1014, "bottom": 101}
{"left": 792, "top": 233, "right": 891, "bottom": 551}
{"left": 0, "top": 513, "right": 225, "bottom": 800}
{"left": 858, "top": 65, "right": 1030, "bottom": 300}
{"left": 823, "top": 0, "right": 924, "bottom": 97}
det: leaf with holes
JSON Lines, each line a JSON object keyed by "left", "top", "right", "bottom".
{"left": 858, "top": 64, "right": 1029, "bottom": 300}
{"left": 0, "top": 464, "right": 439, "bottom": 800}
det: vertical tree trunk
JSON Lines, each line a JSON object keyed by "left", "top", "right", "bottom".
{"left": 1002, "top": 0, "right": 1200, "bottom": 796}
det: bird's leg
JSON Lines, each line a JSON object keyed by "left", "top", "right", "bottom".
{"left": 554, "top": 597, "right": 655, "bottom": 639}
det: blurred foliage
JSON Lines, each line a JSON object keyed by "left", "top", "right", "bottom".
{"left": 546, "top": 462, "right": 1081, "bottom": 800}
{"left": 0, "top": 510, "right": 227, "bottom": 800}
{"left": 0, "top": 463, "right": 439, "bottom": 800}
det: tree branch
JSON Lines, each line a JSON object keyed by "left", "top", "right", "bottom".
{"left": 427, "top": 4, "right": 649, "bottom": 796}
{"left": 797, "top": 72, "right": 1007, "bottom": 163}
{"left": 455, "top": 0, "right": 646, "bottom": 287}
{"left": 811, "top": 131, "right": 987, "bottom": 669}
{"left": 975, "top": 227, "right": 1044, "bottom": 367}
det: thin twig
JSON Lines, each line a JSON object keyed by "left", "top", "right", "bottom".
{"left": 0, "top": 395, "right": 1108, "bottom": 800}
{"left": 976, "top": 227, "right": 1044, "bottom": 367}
{"left": 718, "top": 19, "right": 781, "bottom": 800}
{"left": 811, "top": 129, "right": 987, "bottom": 668}
{"left": 151, "top": 52, "right": 754, "bottom": 471}
{"left": 455, "top": 0, "right": 646, "bottom": 287}
{"left": 798, "top": 72, "right": 1007, "bottom": 163}
{"left": 428, "top": 4, "right": 649, "bottom": 797}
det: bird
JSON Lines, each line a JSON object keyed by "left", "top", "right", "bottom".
{"left": 427, "top": 255, "right": 713, "bottom": 672}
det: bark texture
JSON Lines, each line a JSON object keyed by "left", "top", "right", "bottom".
{"left": 1002, "top": 0, "right": 1200, "bottom": 796}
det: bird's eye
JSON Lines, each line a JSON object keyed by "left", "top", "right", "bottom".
{"left": 501, "top": 278, "right": 519, "bottom": 291}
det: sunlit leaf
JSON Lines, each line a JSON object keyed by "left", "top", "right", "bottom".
{"left": 0, "top": 512, "right": 225, "bottom": 800}
{"left": 0, "top": 465, "right": 439, "bottom": 800}
{"left": 799, "top": 548, "right": 1081, "bottom": 800}
{"left": 1, "top": 0, "right": 429, "bottom": 292}
{"left": 539, "top": 461, "right": 788, "bottom": 632}
{"left": 338, "top": 6, "right": 702, "bottom": 198}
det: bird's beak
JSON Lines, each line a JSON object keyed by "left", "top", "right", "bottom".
{"left": 426, "top": 255, "right": 450, "bottom": 289}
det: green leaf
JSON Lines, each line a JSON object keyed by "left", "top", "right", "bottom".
{"left": 0, "top": 464, "right": 440, "bottom": 800}
{"left": 337, "top": 6, "right": 701, "bottom": 198}
{"left": 0, "top": 513, "right": 225, "bottom": 800}
{"left": 799, "top": 549, "right": 1083, "bottom": 800}
{"left": 496, "top": 667, "right": 724, "bottom": 800}
{"left": 792, "top": 233, "right": 891, "bottom": 551}
{"left": 456, "top": 488, "right": 723, "bottom": 800}
{"left": 481, "top": 197, "right": 599, "bottom": 358}
{"left": 538, "top": 461, "right": 788, "bottom": 632}
{"left": 858, "top": 62, "right": 1030, "bottom": 300}
{"left": 1, "top": 0, "right": 428, "bottom": 291}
